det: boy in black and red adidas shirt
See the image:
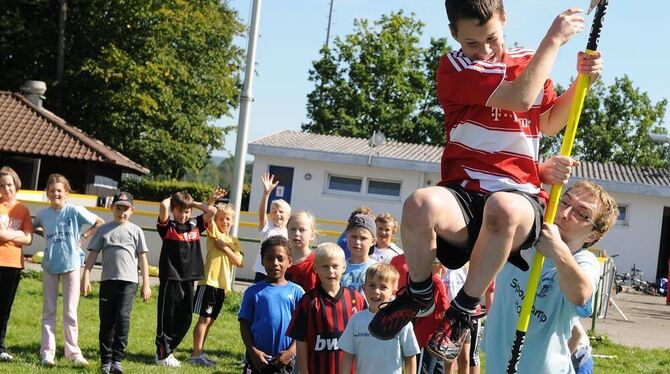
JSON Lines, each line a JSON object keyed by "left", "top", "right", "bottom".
{"left": 154, "top": 188, "right": 224, "bottom": 367}
{"left": 287, "top": 242, "right": 365, "bottom": 374}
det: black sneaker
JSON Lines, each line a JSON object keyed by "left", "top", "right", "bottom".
{"left": 426, "top": 305, "right": 485, "bottom": 362}
{"left": 368, "top": 286, "right": 435, "bottom": 340}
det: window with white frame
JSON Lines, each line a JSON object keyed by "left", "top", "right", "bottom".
{"left": 617, "top": 204, "right": 629, "bottom": 226}
{"left": 328, "top": 175, "right": 362, "bottom": 193}
{"left": 326, "top": 173, "right": 401, "bottom": 198}
{"left": 367, "top": 179, "right": 401, "bottom": 197}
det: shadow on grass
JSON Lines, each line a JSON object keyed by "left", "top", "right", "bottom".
{"left": 4, "top": 342, "right": 94, "bottom": 372}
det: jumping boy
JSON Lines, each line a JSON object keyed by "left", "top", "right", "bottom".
{"left": 287, "top": 242, "right": 366, "bottom": 374}
{"left": 339, "top": 263, "right": 419, "bottom": 374}
{"left": 369, "top": 0, "right": 603, "bottom": 362}
{"left": 154, "top": 188, "right": 223, "bottom": 367}
{"left": 81, "top": 192, "right": 151, "bottom": 374}
{"left": 239, "top": 235, "right": 304, "bottom": 373}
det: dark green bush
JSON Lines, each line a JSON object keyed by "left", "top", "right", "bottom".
{"left": 120, "top": 179, "right": 215, "bottom": 202}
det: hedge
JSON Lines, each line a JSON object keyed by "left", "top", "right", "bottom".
{"left": 120, "top": 179, "right": 215, "bottom": 203}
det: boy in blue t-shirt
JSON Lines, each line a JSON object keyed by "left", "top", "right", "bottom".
{"left": 341, "top": 214, "right": 377, "bottom": 292}
{"left": 238, "top": 236, "right": 304, "bottom": 373}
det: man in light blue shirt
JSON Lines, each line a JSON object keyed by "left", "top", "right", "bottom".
{"left": 483, "top": 181, "right": 619, "bottom": 374}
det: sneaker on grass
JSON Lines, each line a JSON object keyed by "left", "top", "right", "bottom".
{"left": 111, "top": 361, "right": 124, "bottom": 373}
{"left": 156, "top": 353, "right": 181, "bottom": 368}
{"left": 189, "top": 353, "right": 216, "bottom": 367}
{"left": 368, "top": 286, "right": 435, "bottom": 340}
{"left": 41, "top": 356, "right": 56, "bottom": 366}
{"left": 101, "top": 362, "right": 112, "bottom": 374}
{"left": 71, "top": 354, "right": 89, "bottom": 366}
{"left": 0, "top": 352, "right": 14, "bottom": 361}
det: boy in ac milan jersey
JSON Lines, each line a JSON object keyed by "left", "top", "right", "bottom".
{"left": 154, "top": 189, "right": 222, "bottom": 367}
{"left": 287, "top": 243, "right": 365, "bottom": 374}
{"left": 369, "top": 0, "right": 604, "bottom": 362}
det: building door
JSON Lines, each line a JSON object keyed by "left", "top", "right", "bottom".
{"left": 267, "top": 165, "right": 294, "bottom": 211}
{"left": 656, "top": 207, "right": 670, "bottom": 281}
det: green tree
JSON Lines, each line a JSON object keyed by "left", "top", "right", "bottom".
{"left": 304, "top": 11, "right": 450, "bottom": 145}
{"left": 540, "top": 76, "right": 668, "bottom": 168}
{"left": 0, "top": 0, "right": 244, "bottom": 178}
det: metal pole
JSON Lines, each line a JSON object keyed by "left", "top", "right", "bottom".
{"left": 325, "top": 0, "right": 335, "bottom": 48}
{"left": 230, "top": 0, "right": 262, "bottom": 237}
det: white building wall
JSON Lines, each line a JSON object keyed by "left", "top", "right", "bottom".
{"left": 250, "top": 155, "right": 437, "bottom": 221}
{"left": 595, "top": 191, "right": 668, "bottom": 282}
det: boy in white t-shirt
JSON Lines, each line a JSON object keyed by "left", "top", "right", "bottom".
{"left": 253, "top": 172, "right": 291, "bottom": 283}
{"left": 369, "top": 213, "right": 403, "bottom": 264}
{"left": 339, "top": 263, "right": 419, "bottom": 374}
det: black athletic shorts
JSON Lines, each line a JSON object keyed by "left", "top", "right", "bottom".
{"left": 435, "top": 183, "right": 544, "bottom": 271}
{"left": 193, "top": 284, "right": 225, "bottom": 319}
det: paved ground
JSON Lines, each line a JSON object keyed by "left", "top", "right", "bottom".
{"left": 579, "top": 287, "right": 670, "bottom": 349}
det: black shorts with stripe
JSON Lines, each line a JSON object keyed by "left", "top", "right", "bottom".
{"left": 193, "top": 284, "right": 225, "bottom": 319}
{"left": 436, "top": 183, "right": 544, "bottom": 271}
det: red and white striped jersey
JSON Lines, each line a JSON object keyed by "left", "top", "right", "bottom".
{"left": 436, "top": 48, "right": 556, "bottom": 202}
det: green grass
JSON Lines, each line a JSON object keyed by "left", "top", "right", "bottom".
{"left": 2, "top": 275, "right": 669, "bottom": 373}
{"left": 2, "top": 275, "right": 245, "bottom": 373}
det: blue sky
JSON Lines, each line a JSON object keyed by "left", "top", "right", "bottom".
{"left": 214, "top": 0, "right": 669, "bottom": 157}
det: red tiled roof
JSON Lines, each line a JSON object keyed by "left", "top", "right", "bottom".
{"left": 0, "top": 91, "right": 149, "bottom": 174}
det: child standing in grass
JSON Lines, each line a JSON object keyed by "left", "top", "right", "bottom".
{"left": 253, "top": 173, "right": 291, "bottom": 283}
{"left": 0, "top": 167, "right": 32, "bottom": 362}
{"left": 154, "top": 188, "right": 222, "bottom": 367}
{"left": 287, "top": 242, "right": 365, "bottom": 374}
{"left": 190, "top": 202, "right": 243, "bottom": 367}
{"left": 339, "top": 263, "right": 419, "bottom": 374}
{"left": 285, "top": 211, "right": 319, "bottom": 292}
{"left": 33, "top": 173, "right": 104, "bottom": 366}
{"left": 81, "top": 192, "right": 151, "bottom": 374}
{"left": 239, "top": 236, "right": 304, "bottom": 373}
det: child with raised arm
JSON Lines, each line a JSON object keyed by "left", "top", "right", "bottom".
{"left": 369, "top": 213, "right": 403, "bottom": 264}
{"left": 190, "top": 202, "right": 243, "bottom": 367}
{"left": 339, "top": 264, "right": 419, "bottom": 374}
{"left": 238, "top": 236, "right": 304, "bottom": 374}
{"left": 341, "top": 214, "right": 378, "bottom": 293}
{"left": 369, "top": 0, "right": 603, "bottom": 362}
{"left": 81, "top": 192, "right": 151, "bottom": 374}
{"left": 253, "top": 172, "right": 290, "bottom": 283}
{"left": 154, "top": 188, "right": 222, "bottom": 367}
{"left": 33, "top": 173, "right": 104, "bottom": 366}
{"left": 285, "top": 211, "right": 319, "bottom": 292}
{"left": 287, "top": 242, "right": 365, "bottom": 374}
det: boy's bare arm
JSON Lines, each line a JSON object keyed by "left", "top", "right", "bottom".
{"left": 80, "top": 250, "right": 98, "bottom": 297}
{"left": 296, "top": 341, "right": 310, "bottom": 374}
{"left": 80, "top": 216, "right": 104, "bottom": 247}
{"left": 273, "top": 340, "right": 296, "bottom": 367}
{"left": 339, "top": 352, "right": 354, "bottom": 374}
{"left": 540, "top": 51, "right": 602, "bottom": 135}
{"left": 158, "top": 197, "right": 170, "bottom": 224}
{"left": 200, "top": 186, "right": 227, "bottom": 222}
{"left": 139, "top": 252, "right": 151, "bottom": 302}
{"left": 258, "top": 173, "right": 278, "bottom": 231}
{"left": 488, "top": 8, "right": 585, "bottom": 112}
{"left": 240, "top": 319, "right": 269, "bottom": 370}
{"left": 403, "top": 354, "right": 416, "bottom": 374}
{"left": 214, "top": 239, "right": 244, "bottom": 267}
